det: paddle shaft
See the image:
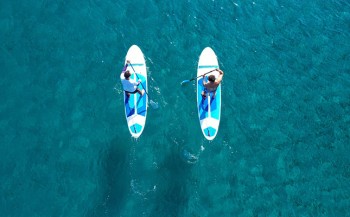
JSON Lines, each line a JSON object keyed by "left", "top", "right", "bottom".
{"left": 129, "top": 63, "right": 149, "bottom": 96}
{"left": 185, "top": 69, "right": 216, "bottom": 83}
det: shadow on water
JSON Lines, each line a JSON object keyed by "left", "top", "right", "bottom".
{"left": 150, "top": 147, "right": 193, "bottom": 217}
{"left": 88, "top": 136, "right": 131, "bottom": 217}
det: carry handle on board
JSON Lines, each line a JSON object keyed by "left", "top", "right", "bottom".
{"left": 180, "top": 69, "right": 217, "bottom": 86}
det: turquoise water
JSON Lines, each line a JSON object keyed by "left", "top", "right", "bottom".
{"left": 1, "top": 0, "right": 350, "bottom": 216}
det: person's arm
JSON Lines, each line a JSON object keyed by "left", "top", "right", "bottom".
{"left": 120, "top": 60, "right": 131, "bottom": 78}
{"left": 215, "top": 69, "right": 224, "bottom": 84}
{"left": 202, "top": 75, "right": 207, "bottom": 86}
{"left": 122, "top": 60, "right": 130, "bottom": 72}
{"left": 136, "top": 79, "right": 142, "bottom": 86}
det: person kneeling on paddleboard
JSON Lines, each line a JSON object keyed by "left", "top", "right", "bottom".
{"left": 201, "top": 68, "right": 224, "bottom": 98}
{"left": 120, "top": 60, "right": 145, "bottom": 97}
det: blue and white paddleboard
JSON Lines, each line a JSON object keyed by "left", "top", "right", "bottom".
{"left": 197, "top": 47, "right": 221, "bottom": 140}
{"left": 123, "top": 45, "right": 148, "bottom": 138}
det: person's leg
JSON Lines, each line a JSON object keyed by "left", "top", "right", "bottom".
{"left": 124, "top": 91, "right": 131, "bottom": 102}
{"left": 211, "top": 91, "right": 217, "bottom": 99}
{"left": 137, "top": 88, "right": 145, "bottom": 96}
{"left": 125, "top": 89, "right": 138, "bottom": 98}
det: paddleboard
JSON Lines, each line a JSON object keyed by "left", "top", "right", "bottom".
{"left": 122, "top": 45, "right": 148, "bottom": 138}
{"left": 197, "top": 47, "right": 221, "bottom": 140}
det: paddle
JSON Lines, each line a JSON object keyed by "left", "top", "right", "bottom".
{"left": 129, "top": 62, "right": 159, "bottom": 109}
{"left": 180, "top": 69, "right": 216, "bottom": 86}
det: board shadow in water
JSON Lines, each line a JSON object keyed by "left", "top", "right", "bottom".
{"left": 88, "top": 137, "right": 132, "bottom": 217}
{"left": 149, "top": 149, "right": 193, "bottom": 217}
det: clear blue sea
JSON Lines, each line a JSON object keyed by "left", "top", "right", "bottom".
{"left": 1, "top": 0, "right": 350, "bottom": 216}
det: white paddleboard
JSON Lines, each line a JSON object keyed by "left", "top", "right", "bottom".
{"left": 122, "top": 45, "right": 148, "bottom": 138}
{"left": 197, "top": 47, "right": 221, "bottom": 140}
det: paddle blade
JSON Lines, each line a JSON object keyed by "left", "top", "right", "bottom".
{"left": 149, "top": 100, "right": 159, "bottom": 109}
{"left": 181, "top": 80, "right": 190, "bottom": 86}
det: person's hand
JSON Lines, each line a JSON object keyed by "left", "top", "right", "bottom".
{"left": 138, "top": 79, "right": 141, "bottom": 83}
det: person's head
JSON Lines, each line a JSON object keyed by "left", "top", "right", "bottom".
{"left": 208, "top": 75, "right": 216, "bottom": 82}
{"left": 124, "top": 70, "right": 131, "bottom": 79}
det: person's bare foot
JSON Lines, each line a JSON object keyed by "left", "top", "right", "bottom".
{"left": 201, "top": 91, "right": 206, "bottom": 98}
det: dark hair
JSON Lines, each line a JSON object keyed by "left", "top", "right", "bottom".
{"left": 124, "top": 70, "right": 131, "bottom": 78}
{"left": 208, "top": 75, "right": 216, "bottom": 82}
